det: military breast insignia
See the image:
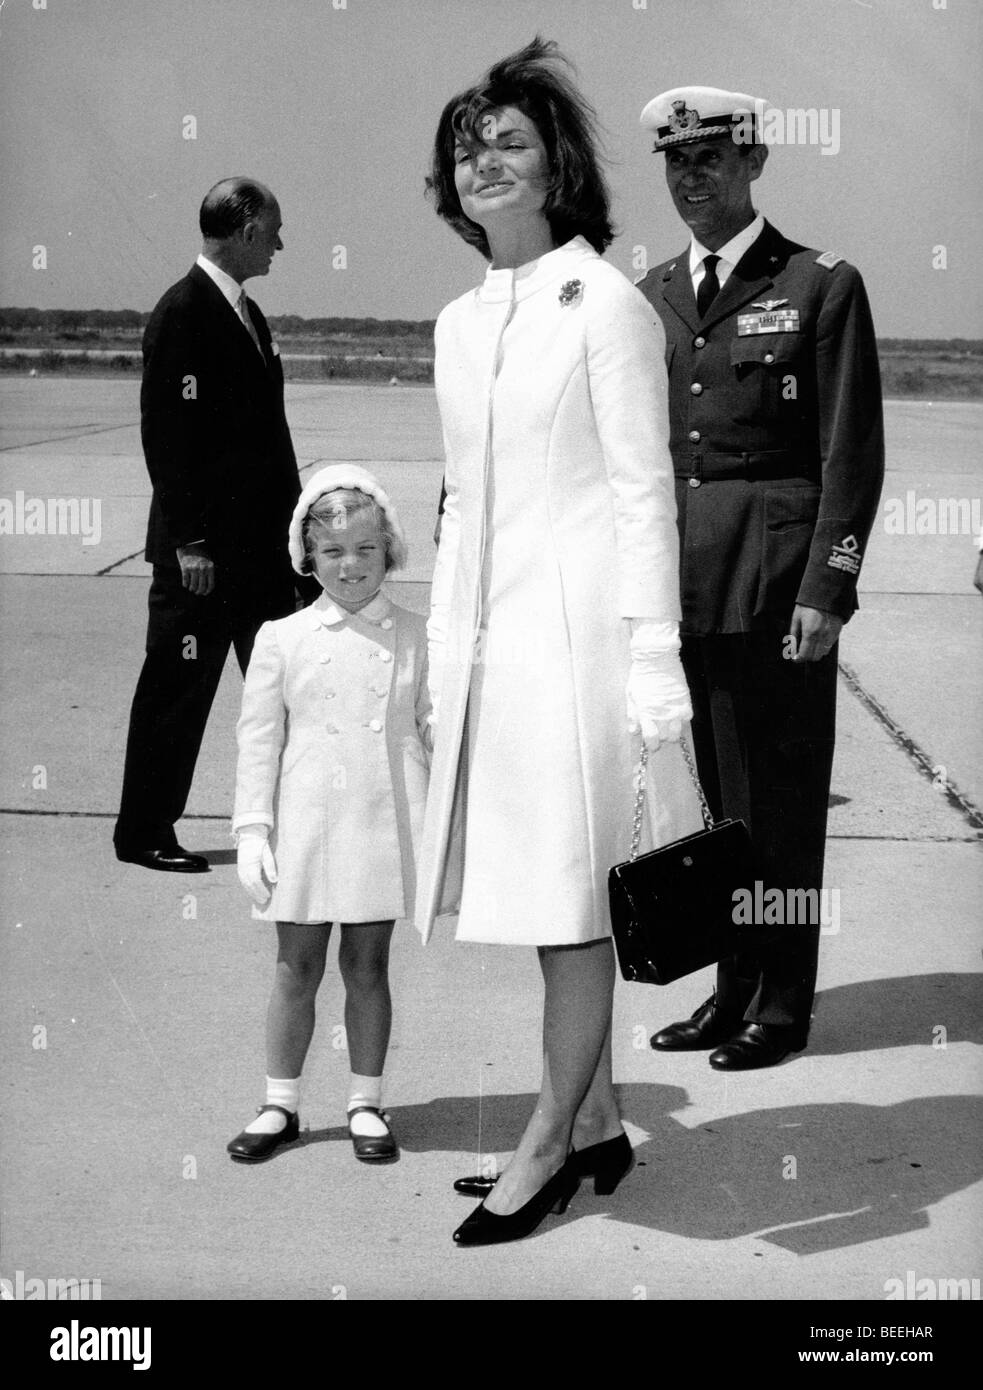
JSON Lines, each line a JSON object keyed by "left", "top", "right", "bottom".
{"left": 737, "top": 308, "right": 800, "bottom": 335}
{"left": 827, "top": 534, "right": 862, "bottom": 575}
{"left": 751, "top": 300, "right": 789, "bottom": 311}
{"left": 668, "top": 100, "right": 700, "bottom": 134}
{"left": 558, "top": 279, "right": 583, "bottom": 306}
{"left": 815, "top": 251, "right": 844, "bottom": 270}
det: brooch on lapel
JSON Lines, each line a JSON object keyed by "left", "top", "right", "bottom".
{"left": 558, "top": 279, "right": 583, "bottom": 307}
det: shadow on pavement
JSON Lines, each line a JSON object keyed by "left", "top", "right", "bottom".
{"left": 810, "top": 971, "right": 983, "bottom": 1053}
{"left": 296, "top": 1079, "right": 982, "bottom": 1257}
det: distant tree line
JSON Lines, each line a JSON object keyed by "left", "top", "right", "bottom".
{"left": 0, "top": 310, "right": 978, "bottom": 353}
{"left": 0, "top": 308, "right": 437, "bottom": 337}
{"left": 877, "top": 339, "right": 983, "bottom": 355}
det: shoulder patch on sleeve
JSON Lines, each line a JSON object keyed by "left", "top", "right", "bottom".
{"left": 815, "top": 251, "right": 843, "bottom": 271}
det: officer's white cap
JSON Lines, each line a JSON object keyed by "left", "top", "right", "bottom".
{"left": 640, "top": 86, "right": 767, "bottom": 150}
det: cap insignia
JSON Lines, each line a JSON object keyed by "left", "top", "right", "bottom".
{"left": 668, "top": 100, "right": 700, "bottom": 134}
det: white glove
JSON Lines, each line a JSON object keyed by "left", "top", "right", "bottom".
{"left": 626, "top": 619, "right": 693, "bottom": 751}
{"left": 236, "top": 826, "right": 278, "bottom": 907}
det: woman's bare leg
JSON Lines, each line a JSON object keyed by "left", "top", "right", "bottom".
{"left": 570, "top": 1016, "right": 625, "bottom": 1152}
{"left": 483, "top": 937, "right": 616, "bottom": 1216}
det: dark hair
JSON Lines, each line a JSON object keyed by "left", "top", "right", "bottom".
{"left": 426, "top": 37, "right": 614, "bottom": 259}
{"left": 199, "top": 178, "right": 272, "bottom": 239}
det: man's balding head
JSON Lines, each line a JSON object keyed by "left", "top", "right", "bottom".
{"left": 198, "top": 178, "right": 283, "bottom": 284}
{"left": 199, "top": 178, "right": 274, "bottom": 238}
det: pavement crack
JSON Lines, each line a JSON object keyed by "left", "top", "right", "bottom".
{"left": 838, "top": 659, "right": 983, "bottom": 833}
{"left": 95, "top": 548, "right": 145, "bottom": 575}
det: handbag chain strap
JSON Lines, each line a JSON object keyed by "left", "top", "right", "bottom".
{"left": 629, "top": 737, "right": 715, "bottom": 863}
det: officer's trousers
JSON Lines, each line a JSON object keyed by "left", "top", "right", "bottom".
{"left": 681, "top": 623, "right": 839, "bottom": 1038}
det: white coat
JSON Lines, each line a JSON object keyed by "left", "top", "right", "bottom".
{"left": 233, "top": 590, "right": 431, "bottom": 923}
{"left": 414, "top": 237, "right": 704, "bottom": 947}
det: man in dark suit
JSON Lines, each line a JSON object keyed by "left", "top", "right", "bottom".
{"left": 635, "top": 88, "right": 884, "bottom": 1067}
{"left": 114, "top": 177, "right": 310, "bottom": 872}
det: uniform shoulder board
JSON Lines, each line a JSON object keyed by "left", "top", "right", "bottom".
{"left": 815, "top": 251, "right": 843, "bottom": 271}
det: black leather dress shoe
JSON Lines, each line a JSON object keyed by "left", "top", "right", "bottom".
{"left": 348, "top": 1106, "right": 398, "bottom": 1162}
{"left": 227, "top": 1105, "right": 300, "bottom": 1162}
{"left": 708, "top": 1022, "right": 807, "bottom": 1071}
{"left": 116, "top": 845, "right": 209, "bottom": 873}
{"left": 650, "top": 995, "right": 740, "bottom": 1051}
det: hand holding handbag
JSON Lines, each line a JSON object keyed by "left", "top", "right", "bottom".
{"left": 608, "top": 740, "right": 768, "bottom": 986}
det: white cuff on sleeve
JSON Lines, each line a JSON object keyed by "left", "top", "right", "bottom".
{"left": 629, "top": 617, "right": 681, "bottom": 657}
{"left": 230, "top": 814, "right": 273, "bottom": 840}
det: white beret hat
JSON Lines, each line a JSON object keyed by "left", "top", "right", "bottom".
{"left": 288, "top": 464, "right": 407, "bottom": 575}
{"left": 640, "top": 86, "right": 767, "bottom": 150}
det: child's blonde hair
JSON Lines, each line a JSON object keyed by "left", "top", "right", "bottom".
{"left": 299, "top": 487, "right": 407, "bottom": 574}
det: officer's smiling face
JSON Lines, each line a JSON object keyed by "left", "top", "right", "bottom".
{"left": 664, "top": 137, "right": 767, "bottom": 250}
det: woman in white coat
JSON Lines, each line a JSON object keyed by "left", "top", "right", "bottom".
{"left": 417, "top": 39, "right": 701, "bottom": 1245}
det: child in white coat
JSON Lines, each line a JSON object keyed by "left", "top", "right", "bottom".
{"left": 227, "top": 465, "right": 432, "bottom": 1163}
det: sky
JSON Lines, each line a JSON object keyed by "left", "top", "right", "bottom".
{"left": 1, "top": 0, "right": 980, "bottom": 338}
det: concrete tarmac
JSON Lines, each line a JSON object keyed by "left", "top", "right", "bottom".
{"left": 0, "top": 379, "right": 980, "bottom": 1301}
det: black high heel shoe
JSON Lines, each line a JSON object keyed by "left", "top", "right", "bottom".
{"left": 453, "top": 1131, "right": 634, "bottom": 1198}
{"left": 572, "top": 1131, "right": 634, "bottom": 1195}
{"left": 452, "top": 1159, "right": 579, "bottom": 1247}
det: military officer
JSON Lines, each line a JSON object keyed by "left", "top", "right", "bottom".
{"left": 635, "top": 87, "right": 884, "bottom": 1068}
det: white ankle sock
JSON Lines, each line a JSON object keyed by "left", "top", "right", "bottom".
{"left": 347, "top": 1074, "right": 388, "bottom": 1137}
{"left": 244, "top": 1076, "right": 300, "bottom": 1134}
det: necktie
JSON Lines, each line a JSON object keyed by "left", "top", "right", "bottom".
{"left": 237, "top": 290, "right": 265, "bottom": 359}
{"left": 696, "top": 253, "right": 721, "bottom": 318}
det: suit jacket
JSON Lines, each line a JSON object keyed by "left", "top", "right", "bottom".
{"left": 636, "top": 221, "right": 884, "bottom": 634}
{"left": 140, "top": 264, "right": 303, "bottom": 601}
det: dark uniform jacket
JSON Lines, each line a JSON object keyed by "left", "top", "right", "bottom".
{"left": 141, "top": 264, "right": 302, "bottom": 600}
{"left": 636, "top": 220, "right": 884, "bottom": 634}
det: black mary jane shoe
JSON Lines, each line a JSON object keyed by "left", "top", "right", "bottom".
{"left": 348, "top": 1106, "right": 398, "bottom": 1162}
{"left": 452, "top": 1160, "right": 579, "bottom": 1247}
{"left": 227, "top": 1104, "right": 300, "bottom": 1162}
{"left": 454, "top": 1131, "right": 634, "bottom": 1199}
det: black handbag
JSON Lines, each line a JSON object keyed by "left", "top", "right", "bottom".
{"left": 609, "top": 740, "right": 768, "bottom": 986}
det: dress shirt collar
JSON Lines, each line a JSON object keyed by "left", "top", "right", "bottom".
{"left": 478, "top": 235, "right": 597, "bottom": 305}
{"left": 310, "top": 588, "right": 394, "bottom": 628}
{"left": 196, "top": 253, "right": 245, "bottom": 312}
{"left": 688, "top": 212, "right": 765, "bottom": 288}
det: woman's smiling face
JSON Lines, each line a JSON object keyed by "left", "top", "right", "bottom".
{"left": 453, "top": 105, "right": 550, "bottom": 229}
